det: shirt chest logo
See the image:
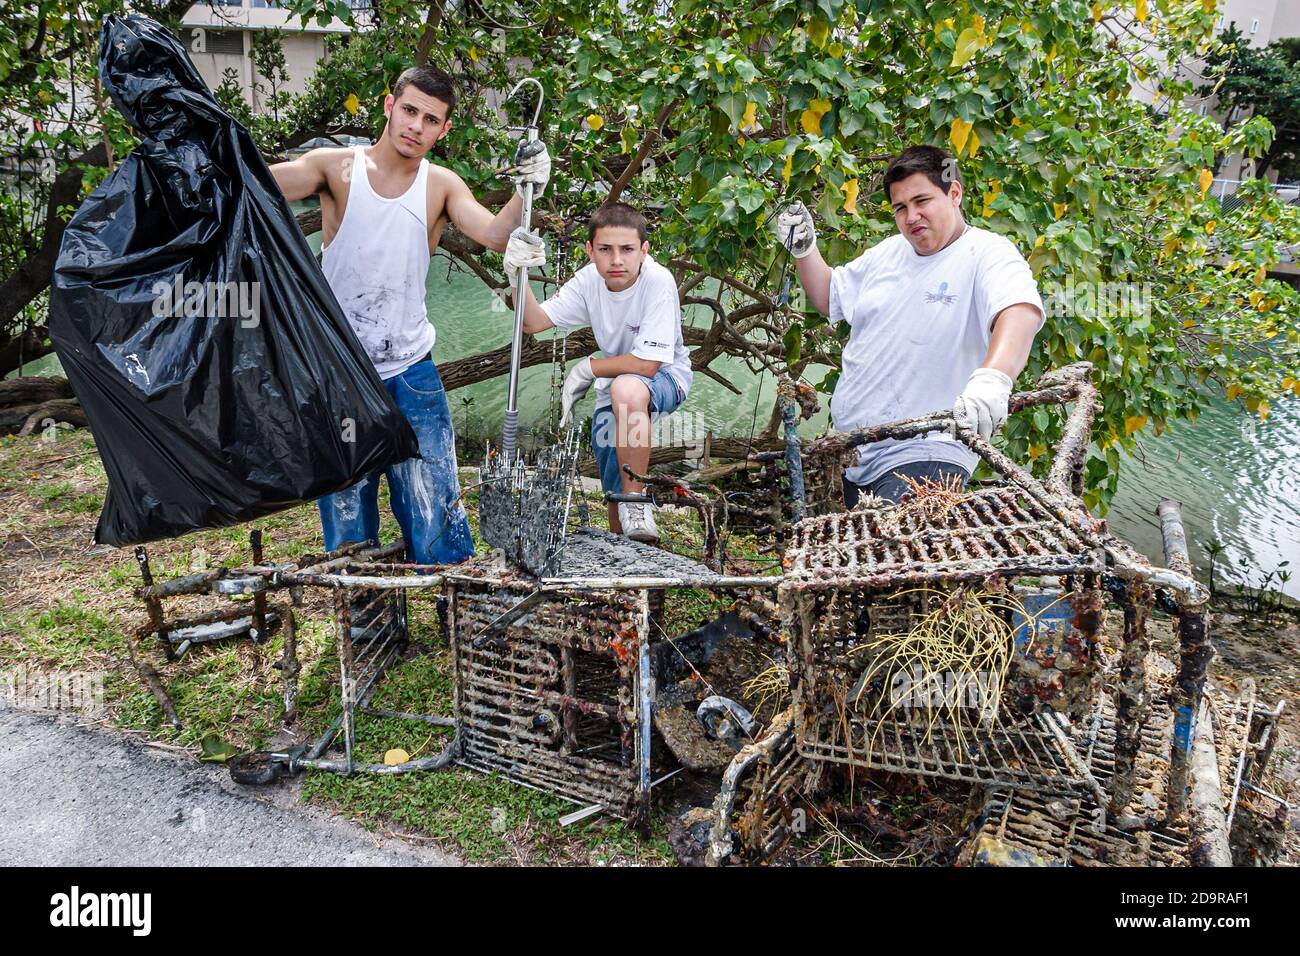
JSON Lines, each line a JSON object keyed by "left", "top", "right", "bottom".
{"left": 924, "top": 281, "right": 957, "bottom": 305}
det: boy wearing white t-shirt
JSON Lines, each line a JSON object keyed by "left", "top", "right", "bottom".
{"left": 510, "top": 203, "right": 692, "bottom": 543}
{"left": 775, "top": 145, "right": 1045, "bottom": 504}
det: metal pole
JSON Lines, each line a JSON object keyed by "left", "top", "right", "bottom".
{"left": 1157, "top": 498, "right": 1214, "bottom": 823}
{"left": 502, "top": 77, "right": 544, "bottom": 462}
{"left": 634, "top": 588, "right": 654, "bottom": 835}
{"left": 780, "top": 379, "right": 806, "bottom": 524}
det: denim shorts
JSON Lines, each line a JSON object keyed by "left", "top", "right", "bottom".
{"left": 590, "top": 368, "right": 685, "bottom": 494}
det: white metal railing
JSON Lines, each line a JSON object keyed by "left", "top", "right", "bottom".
{"left": 1211, "top": 178, "right": 1300, "bottom": 202}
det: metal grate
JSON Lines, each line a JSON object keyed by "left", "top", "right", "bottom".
{"left": 479, "top": 430, "right": 583, "bottom": 578}
{"left": 966, "top": 668, "right": 1191, "bottom": 866}
{"left": 450, "top": 576, "right": 651, "bottom": 813}
{"left": 787, "top": 584, "right": 1107, "bottom": 796}
{"left": 786, "top": 486, "right": 1103, "bottom": 588}
{"left": 799, "top": 710, "right": 1102, "bottom": 796}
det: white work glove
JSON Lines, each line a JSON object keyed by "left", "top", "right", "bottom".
{"left": 512, "top": 139, "right": 551, "bottom": 198}
{"left": 952, "top": 367, "right": 1013, "bottom": 442}
{"left": 503, "top": 227, "right": 546, "bottom": 284}
{"left": 559, "top": 357, "right": 596, "bottom": 429}
{"left": 774, "top": 200, "right": 817, "bottom": 258}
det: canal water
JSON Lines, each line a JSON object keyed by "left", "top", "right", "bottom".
{"left": 19, "top": 250, "right": 1299, "bottom": 598}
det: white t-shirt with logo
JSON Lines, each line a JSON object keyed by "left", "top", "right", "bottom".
{"left": 829, "top": 226, "right": 1044, "bottom": 485}
{"left": 541, "top": 255, "right": 693, "bottom": 409}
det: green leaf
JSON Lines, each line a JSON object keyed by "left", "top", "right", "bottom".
{"left": 783, "top": 322, "right": 803, "bottom": 364}
{"left": 199, "top": 735, "right": 239, "bottom": 764}
{"left": 716, "top": 92, "right": 746, "bottom": 128}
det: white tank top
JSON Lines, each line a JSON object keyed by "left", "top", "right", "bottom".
{"left": 321, "top": 145, "right": 436, "bottom": 379}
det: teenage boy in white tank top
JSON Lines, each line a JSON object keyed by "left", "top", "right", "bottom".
{"left": 775, "top": 145, "right": 1045, "bottom": 505}
{"left": 269, "top": 66, "right": 552, "bottom": 564}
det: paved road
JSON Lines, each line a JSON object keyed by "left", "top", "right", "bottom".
{"left": 0, "top": 706, "right": 457, "bottom": 866}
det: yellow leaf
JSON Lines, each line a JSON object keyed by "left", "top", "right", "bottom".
{"left": 586, "top": 113, "right": 604, "bottom": 131}
{"left": 808, "top": 18, "right": 830, "bottom": 49}
{"left": 843, "top": 177, "right": 860, "bottom": 215}
{"left": 800, "top": 99, "right": 832, "bottom": 135}
{"left": 782, "top": 153, "right": 793, "bottom": 189}
{"left": 982, "top": 180, "right": 1002, "bottom": 218}
{"left": 935, "top": 18, "right": 956, "bottom": 40}
{"left": 737, "top": 136, "right": 746, "bottom": 147}
{"left": 967, "top": 128, "right": 980, "bottom": 157}
{"left": 1182, "top": 319, "right": 1197, "bottom": 329}
{"left": 1257, "top": 400, "right": 1270, "bottom": 421}
{"left": 1282, "top": 377, "right": 1296, "bottom": 391}
{"left": 1011, "top": 116, "right": 1022, "bottom": 127}
{"left": 469, "top": 45, "right": 479, "bottom": 62}
{"left": 383, "top": 749, "right": 410, "bottom": 765}
{"left": 1053, "top": 202, "right": 1066, "bottom": 219}
{"left": 1254, "top": 266, "right": 1267, "bottom": 285}
{"left": 1092, "top": 3, "right": 1104, "bottom": 22}
{"left": 952, "top": 27, "right": 985, "bottom": 68}
{"left": 1292, "top": 381, "right": 1300, "bottom": 397}
{"left": 1226, "top": 384, "right": 1242, "bottom": 401}
{"left": 1033, "top": 235, "right": 1045, "bottom": 250}
{"left": 828, "top": 42, "right": 845, "bottom": 58}
{"left": 1135, "top": 0, "right": 1148, "bottom": 24}
{"left": 1198, "top": 168, "right": 1213, "bottom": 197}
{"left": 1027, "top": 443, "right": 1047, "bottom": 461}
{"left": 1045, "top": 44, "right": 1058, "bottom": 63}
{"left": 1124, "top": 414, "right": 1147, "bottom": 436}
{"left": 1205, "top": 219, "right": 1216, "bottom": 235}
{"left": 972, "top": 14, "right": 986, "bottom": 33}
{"left": 949, "top": 117, "right": 973, "bottom": 155}
{"left": 344, "top": 93, "right": 360, "bottom": 116}
{"left": 740, "top": 101, "right": 759, "bottom": 133}
{"left": 1162, "top": 235, "right": 1180, "bottom": 258}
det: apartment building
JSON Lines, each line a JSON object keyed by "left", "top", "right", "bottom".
{"left": 179, "top": 2, "right": 359, "bottom": 110}
{"left": 1182, "top": 0, "right": 1300, "bottom": 180}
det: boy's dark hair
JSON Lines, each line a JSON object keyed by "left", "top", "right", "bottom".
{"left": 391, "top": 65, "right": 457, "bottom": 114}
{"left": 883, "top": 145, "right": 961, "bottom": 203}
{"left": 588, "top": 203, "right": 648, "bottom": 243}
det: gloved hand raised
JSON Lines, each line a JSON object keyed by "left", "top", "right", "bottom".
{"left": 774, "top": 200, "right": 817, "bottom": 259}
{"left": 952, "top": 367, "right": 1013, "bottom": 442}
{"left": 512, "top": 139, "right": 551, "bottom": 198}
{"left": 503, "top": 227, "right": 546, "bottom": 284}
{"left": 559, "top": 357, "right": 596, "bottom": 429}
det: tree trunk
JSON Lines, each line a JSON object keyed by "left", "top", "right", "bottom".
{"left": 0, "top": 376, "right": 72, "bottom": 406}
{"left": 0, "top": 328, "right": 55, "bottom": 378}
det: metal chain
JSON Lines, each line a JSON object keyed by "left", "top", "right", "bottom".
{"left": 547, "top": 221, "right": 573, "bottom": 433}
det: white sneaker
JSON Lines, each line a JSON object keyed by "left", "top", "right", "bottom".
{"left": 618, "top": 501, "right": 660, "bottom": 544}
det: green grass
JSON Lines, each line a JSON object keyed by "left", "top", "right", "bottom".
{"left": 0, "top": 434, "right": 709, "bottom": 865}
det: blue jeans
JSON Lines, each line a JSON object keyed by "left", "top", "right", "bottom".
{"left": 317, "top": 360, "right": 474, "bottom": 564}
{"left": 590, "top": 368, "right": 685, "bottom": 494}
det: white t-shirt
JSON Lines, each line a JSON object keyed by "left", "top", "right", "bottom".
{"left": 829, "top": 226, "right": 1044, "bottom": 485}
{"left": 541, "top": 255, "right": 693, "bottom": 408}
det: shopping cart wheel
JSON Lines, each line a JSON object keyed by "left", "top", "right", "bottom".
{"left": 229, "top": 751, "right": 286, "bottom": 786}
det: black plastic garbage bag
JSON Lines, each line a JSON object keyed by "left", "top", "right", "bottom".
{"left": 50, "top": 15, "right": 419, "bottom": 546}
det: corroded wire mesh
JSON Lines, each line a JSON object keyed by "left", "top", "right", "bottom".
{"left": 785, "top": 486, "right": 1103, "bottom": 588}
{"left": 714, "top": 444, "right": 848, "bottom": 543}
{"left": 966, "top": 666, "right": 1190, "bottom": 866}
{"left": 479, "top": 429, "right": 583, "bottom": 578}
{"left": 786, "top": 586, "right": 1105, "bottom": 795}
{"left": 450, "top": 578, "right": 647, "bottom": 811}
